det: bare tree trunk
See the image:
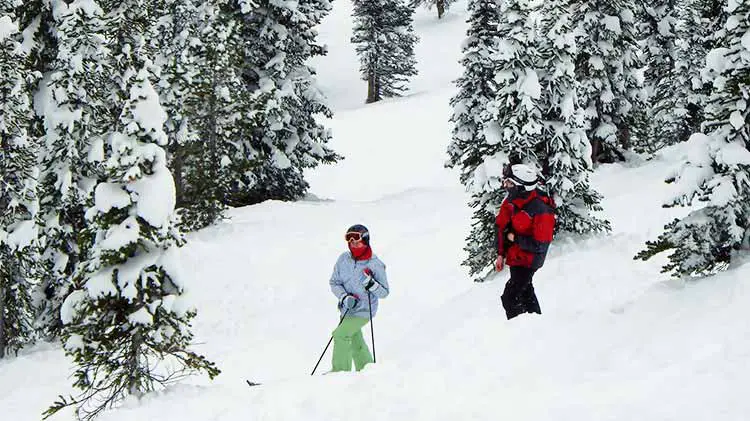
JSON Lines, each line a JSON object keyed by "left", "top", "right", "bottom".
{"left": 127, "top": 331, "right": 143, "bottom": 397}
{"left": 0, "top": 280, "right": 6, "bottom": 359}
{"left": 619, "top": 122, "right": 631, "bottom": 150}
{"left": 437, "top": 0, "right": 446, "bottom": 19}
{"left": 591, "top": 137, "right": 601, "bottom": 164}
{"left": 366, "top": 72, "right": 379, "bottom": 103}
{"left": 173, "top": 150, "right": 185, "bottom": 207}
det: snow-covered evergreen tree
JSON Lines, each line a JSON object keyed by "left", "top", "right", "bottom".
{"left": 538, "top": 0, "right": 610, "bottom": 234}
{"left": 670, "top": 0, "right": 725, "bottom": 147}
{"left": 15, "top": 0, "right": 57, "bottom": 80}
{"left": 35, "top": 0, "right": 110, "bottom": 339}
{"left": 178, "top": 0, "right": 245, "bottom": 229}
{"left": 149, "top": 0, "right": 232, "bottom": 230}
{"left": 232, "top": 0, "right": 341, "bottom": 205}
{"left": 448, "top": 0, "right": 501, "bottom": 179}
{"left": 46, "top": 3, "right": 219, "bottom": 418}
{"left": 0, "top": 2, "right": 39, "bottom": 358}
{"left": 637, "top": 0, "right": 696, "bottom": 152}
{"left": 574, "top": 0, "right": 645, "bottom": 163}
{"left": 410, "top": 0, "right": 456, "bottom": 19}
{"left": 447, "top": 0, "right": 503, "bottom": 281}
{"left": 151, "top": 0, "right": 202, "bottom": 212}
{"left": 352, "top": 0, "right": 418, "bottom": 103}
{"left": 448, "top": 0, "right": 547, "bottom": 280}
{"left": 490, "top": 0, "right": 545, "bottom": 163}
{"left": 636, "top": 1, "right": 750, "bottom": 278}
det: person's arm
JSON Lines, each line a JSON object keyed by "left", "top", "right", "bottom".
{"left": 364, "top": 261, "right": 389, "bottom": 299}
{"left": 495, "top": 200, "right": 514, "bottom": 256}
{"left": 329, "top": 257, "right": 347, "bottom": 299}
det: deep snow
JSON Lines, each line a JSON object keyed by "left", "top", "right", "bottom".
{"left": 2, "top": 2, "right": 750, "bottom": 421}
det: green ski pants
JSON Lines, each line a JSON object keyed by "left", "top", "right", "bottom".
{"left": 331, "top": 316, "right": 373, "bottom": 372}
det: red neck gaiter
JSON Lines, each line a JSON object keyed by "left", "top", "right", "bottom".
{"left": 349, "top": 244, "right": 372, "bottom": 261}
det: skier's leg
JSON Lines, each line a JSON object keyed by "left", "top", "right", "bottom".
{"left": 515, "top": 267, "right": 540, "bottom": 315}
{"left": 501, "top": 267, "right": 526, "bottom": 319}
{"left": 351, "top": 323, "right": 373, "bottom": 371}
{"left": 331, "top": 317, "right": 369, "bottom": 372}
{"left": 524, "top": 274, "right": 541, "bottom": 315}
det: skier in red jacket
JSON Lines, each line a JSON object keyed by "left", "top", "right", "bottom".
{"left": 495, "top": 164, "right": 556, "bottom": 320}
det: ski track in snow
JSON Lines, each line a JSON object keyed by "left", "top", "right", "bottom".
{"left": 3, "top": 2, "right": 750, "bottom": 420}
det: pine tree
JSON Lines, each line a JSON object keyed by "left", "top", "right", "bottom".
{"left": 15, "top": 0, "right": 57, "bottom": 81}
{"left": 491, "top": 0, "right": 545, "bottom": 163}
{"left": 448, "top": 0, "right": 546, "bottom": 280}
{"left": 352, "top": 0, "right": 419, "bottom": 103}
{"left": 35, "top": 0, "right": 110, "bottom": 339}
{"left": 574, "top": 0, "right": 645, "bottom": 163}
{"left": 46, "top": 3, "right": 219, "bottom": 418}
{"left": 410, "top": 0, "right": 456, "bottom": 19}
{"left": 538, "top": 0, "right": 610, "bottom": 234}
{"left": 638, "top": 0, "right": 695, "bottom": 152}
{"left": 232, "top": 0, "right": 341, "bottom": 205}
{"left": 671, "top": 0, "right": 725, "bottom": 146}
{"left": 151, "top": 0, "right": 202, "bottom": 213}
{"left": 447, "top": 0, "right": 501, "bottom": 281}
{"left": 15, "top": 0, "right": 57, "bottom": 150}
{"left": 0, "top": 1, "right": 39, "bottom": 358}
{"left": 178, "top": 0, "right": 245, "bottom": 229}
{"left": 149, "top": 0, "right": 234, "bottom": 230}
{"left": 447, "top": 0, "right": 501, "bottom": 179}
{"left": 636, "top": 1, "right": 750, "bottom": 278}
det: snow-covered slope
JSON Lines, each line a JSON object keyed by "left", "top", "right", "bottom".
{"left": 3, "top": 2, "right": 750, "bottom": 421}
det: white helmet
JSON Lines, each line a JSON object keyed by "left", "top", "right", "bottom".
{"left": 503, "top": 164, "right": 539, "bottom": 191}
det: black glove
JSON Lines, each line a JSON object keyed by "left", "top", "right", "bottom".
{"left": 361, "top": 268, "right": 381, "bottom": 292}
{"left": 339, "top": 293, "right": 359, "bottom": 310}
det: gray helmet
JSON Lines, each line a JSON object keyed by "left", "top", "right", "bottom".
{"left": 345, "top": 224, "right": 370, "bottom": 245}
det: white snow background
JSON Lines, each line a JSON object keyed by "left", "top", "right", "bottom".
{"left": 2, "top": 1, "right": 750, "bottom": 420}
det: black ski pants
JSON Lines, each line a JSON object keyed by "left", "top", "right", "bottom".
{"left": 501, "top": 266, "right": 541, "bottom": 320}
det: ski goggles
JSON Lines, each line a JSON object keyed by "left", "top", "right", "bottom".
{"left": 345, "top": 232, "right": 364, "bottom": 242}
{"left": 502, "top": 164, "right": 537, "bottom": 187}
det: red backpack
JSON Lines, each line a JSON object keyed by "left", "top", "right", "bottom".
{"left": 495, "top": 190, "right": 556, "bottom": 269}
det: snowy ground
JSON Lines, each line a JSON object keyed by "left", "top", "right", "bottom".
{"left": 3, "top": 2, "right": 750, "bottom": 420}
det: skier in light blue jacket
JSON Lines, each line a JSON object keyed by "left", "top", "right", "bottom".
{"left": 329, "top": 224, "right": 389, "bottom": 372}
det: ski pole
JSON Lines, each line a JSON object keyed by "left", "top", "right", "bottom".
{"left": 368, "top": 292, "right": 376, "bottom": 363}
{"left": 310, "top": 308, "right": 350, "bottom": 376}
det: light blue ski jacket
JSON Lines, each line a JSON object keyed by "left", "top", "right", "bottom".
{"left": 329, "top": 252, "right": 389, "bottom": 319}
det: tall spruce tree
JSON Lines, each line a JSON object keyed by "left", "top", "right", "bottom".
{"left": 1, "top": 2, "right": 39, "bottom": 358}
{"left": 448, "top": 0, "right": 547, "bottom": 280}
{"left": 35, "top": 0, "right": 110, "bottom": 339}
{"left": 179, "top": 0, "right": 245, "bottom": 229}
{"left": 46, "top": 2, "right": 219, "bottom": 419}
{"left": 538, "top": 0, "right": 610, "bottom": 234}
{"left": 574, "top": 0, "right": 645, "bottom": 163}
{"left": 638, "top": 0, "right": 695, "bottom": 152}
{"left": 15, "top": 0, "right": 59, "bottom": 325}
{"left": 447, "top": 0, "right": 502, "bottom": 281}
{"left": 150, "top": 0, "right": 235, "bottom": 230}
{"left": 672, "top": 0, "right": 725, "bottom": 145}
{"left": 151, "top": 0, "right": 202, "bottom": 216}
{"left": 352, "top": 0, "right": 418, "bottom": 103}
{"left": 15, "top": 0, "right": 57, "bottom": 162}
{"left": 491, "top": 0, "right": 545, "bottom": 163}
{"left": 410, "top": 0, "right": 456, "bottom": 19}
{"left": 231, "top": 0, "right": 340, "bottom": 205}
{"left": 448, "top": 0, "right": 501, "bottom": 179}
{"left": 636, "top": 1, "right": 750, "bottom": 277}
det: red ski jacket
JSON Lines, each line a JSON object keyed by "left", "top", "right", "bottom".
{"left": 495, "top": 189, "right": 556, "bottom": 269}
